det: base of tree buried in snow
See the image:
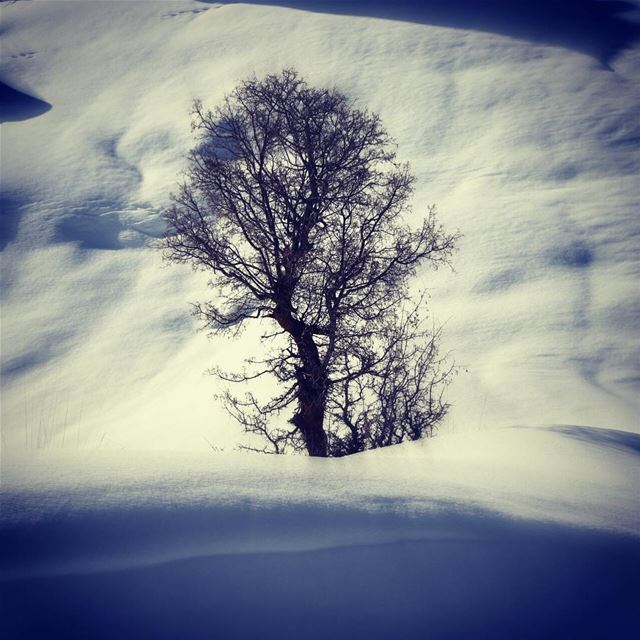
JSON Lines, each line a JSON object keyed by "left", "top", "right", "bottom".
{"left": 1, "top": 426, "right": 639, "bottom": 639}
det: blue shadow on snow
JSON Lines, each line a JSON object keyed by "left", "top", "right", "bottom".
{"left": 0, "top": 81, "right": 51, "bottom": 123}
{"left": 216, "top": 0, "right": 640, "bottom": 65}
{"left": 1, "top": 498, "right": 639, "bottom": 639}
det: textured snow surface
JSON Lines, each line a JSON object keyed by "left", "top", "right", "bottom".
{"left": 1, "top": 0, "right": 639, "bottom": 453}
{"left": 1, "top": 3, "right": 640, "bottom": 637}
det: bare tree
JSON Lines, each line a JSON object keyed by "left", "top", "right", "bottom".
{"left": 164, "top": 69, "right": 457, "bottom": 457}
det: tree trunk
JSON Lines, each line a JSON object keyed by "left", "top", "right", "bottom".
{"left": 273, "top": 305, "right": 329, "bottom": 457}
{"left": 291, "top": 363, "right": 328, "bottom": 457}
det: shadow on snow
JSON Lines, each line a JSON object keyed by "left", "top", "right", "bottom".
{"left": 0, "top": 81, "right": 51, "bottom": 124}
{"left": 1, "top": 496, "right": 639, "bottom": 639}
{"left": 217, "top": 0, "right": 640, "bottom": 65}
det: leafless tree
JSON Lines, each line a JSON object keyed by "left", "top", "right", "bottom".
{"left": 164, "top": 69, "right": 457, "bottom": 457}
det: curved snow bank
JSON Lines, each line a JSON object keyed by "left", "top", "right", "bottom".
{"left": 224, "top": 0, "right": 640, "bottom": 64}
{"left": 0, "top": 81, "right": 51, "bottom": 123}
{"left": 1, "top": 426, "right": 639, "bottom": 638}
{"left": 2, "top": 426, "right": 638, "bottom": 580}
{"left": 2, "top": 524, "right": 638, "bottom": 640}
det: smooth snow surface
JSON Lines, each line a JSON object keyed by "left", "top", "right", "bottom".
{"left": 1, "top": 426, "right": 639, "bottom": 638}
{"left": 3, "top": 425, "right": 640, "bottom": 577}
{"left": 0, "top": 80, "right": 51, "bottom": 124}
{"left": 2, "top": 528, "right": 638, "bottom": 639}
{"left": 1, "top": 0, "right": 639, "bottom": 453}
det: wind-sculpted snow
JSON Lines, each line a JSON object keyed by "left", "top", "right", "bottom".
{"left": 0, "top": 81, "right": 51, "bottom": 123}
{"left": 2, "top": 520, "right": 638, "bottom": 639}
{"left": 1, "top": 427, "right": 638, "bottom": 578}
{"left": 218, "top": 0, "right": 640, "bottom": 65}
{"left": 1, "top": 427, "right": 639, "bottom": 638}
{"left": 1, "top": 3, "right": 638, "bottom": 636}
{"left": 0, "top": 2, "right": 638, "bottom": 449}
{"left": 0, "top": 0, "right": 637, "bottom": 451}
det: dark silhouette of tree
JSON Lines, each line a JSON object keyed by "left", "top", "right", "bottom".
{"left": 164, "top": 69, "right": 457, "bottom": 457}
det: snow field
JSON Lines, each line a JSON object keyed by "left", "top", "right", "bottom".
{"left": 1, "top": 1, "right": 639, "bottom": 453}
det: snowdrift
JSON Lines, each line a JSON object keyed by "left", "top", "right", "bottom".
{"left": 1, "top": 426, "right": 639, "bottom": 638}
{"left": 223, "top": 0, "right": 640, "bottom": 64}
{"left": 1, "top": 2, "right": 639, "bottom": 637}
{"left": 0, "top": 80, "right": 51, "bottom": 124}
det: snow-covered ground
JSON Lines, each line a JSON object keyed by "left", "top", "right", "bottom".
{"left": 2, "top": 0, "right": 639, "bottom": 451}
{"left": 2, "top": 425, "right": 639, "bottom": 637}
{"left": 2, "top": 425, "right": 640, "bottom": 576}
{"left": 1, "top": 1, "right": 639, "bottom": 638}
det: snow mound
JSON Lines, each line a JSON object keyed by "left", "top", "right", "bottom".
{"left": 2, "top": 425, "right": 638, "bottom": 579}
{"left": 0, "top": 80, "right": 50, "bottom": 123}
{"left": 1, "top": 425, "right": 639, "bottom": 638}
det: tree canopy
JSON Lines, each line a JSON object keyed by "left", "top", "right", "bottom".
{"left": 164, "top": 69, "right": 457, "bottom": 456}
